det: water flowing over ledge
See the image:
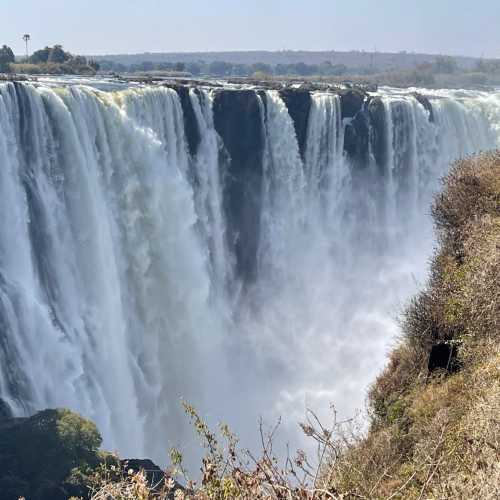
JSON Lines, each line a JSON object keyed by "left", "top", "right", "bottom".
{"left": 1, "top": 81, "right": 499, "bottom": 465}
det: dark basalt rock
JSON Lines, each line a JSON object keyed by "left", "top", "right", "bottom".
{"left": 168, "top": 84, "right": 201, "bottom": 156}
{"left": 340, "top": 89, "right": 372, "bottom": 168}
{"left": 413, "top": 92, "right": 434, "bottom": 123}
{"left": 343, "top": 109, "right": 370, "bottom": 167}
{"left": 121, "top": 458, "right": 164, "bottom": 485}
{"left": 368, "top": 97, "right": 388, "bottom": 171}
{"left": 339, "top": 88, "right": 367, "bottom": 119}
{"left": 279, "top": 88, "right": 312, "bottom": 160}
{"left": 121, "top": 459, "right": 183, "bottom": 498}
{"left": 0, "top": 398, "right": 12, "bottom": 419}
{"left": 213, "top": 89, "right": 265, "bottom": 282}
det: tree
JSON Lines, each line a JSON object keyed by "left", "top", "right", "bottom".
{"left": 0, "top": 44, "right": 15, "bottom": 72}
{"left": 0, "top": 45, "right": 15, "bottom": 63}
{"left": 30, "top": 46, "right": 51, "bottom": 64}
{"left": 48, "top": 44, "right": 69, "bottom": 64}
{"left": 22, "top": 34, "right": 30, "bottom": 58}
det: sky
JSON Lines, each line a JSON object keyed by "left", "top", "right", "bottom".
{"left": 2, "top": 0, "right": 500, "bottom": 58}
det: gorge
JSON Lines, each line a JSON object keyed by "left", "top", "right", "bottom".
{"left": 0, "top": 79, "right": 499, "bottom": 467}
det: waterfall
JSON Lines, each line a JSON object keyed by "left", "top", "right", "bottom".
{"left": 1, "top": 81, "right": 499, "bottom": 466}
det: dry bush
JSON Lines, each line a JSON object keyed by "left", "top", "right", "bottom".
{"left": 432, "top": 151, "right": 500, "bottom": 257}
{"left": 90, "top": 402, "right": 363, "bottom": 500}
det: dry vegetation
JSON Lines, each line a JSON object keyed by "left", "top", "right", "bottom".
{"left": 91, "top": 153, "right": 500, "bottom": 499}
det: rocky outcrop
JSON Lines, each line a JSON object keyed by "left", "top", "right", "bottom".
{"left": 414, "top": 92, "right": 435, "bottom": 122}
{"left": 367, "top": 97, "right": 388, "bottom": 171}
{"left": 120, "top": 459, "right": 184, "bottom": 498}
{"left": 0, "top": 398, "right": 12, "bottom": 419}
{"left": 339, "top": 89, "right": 371, "bottom": 168}
{"left": 338, "top": 88, "right": 366, "bottom": 119}
{"left": 343, "top": 111, "right": 370, "bottom": 168}
{"left": 279, "top": 88, "right": 312, "bottom": 160}
{"left": 213, "top": 89, "right": 265, "bottom": 282}
{"left": 168, "top": 84, "right": 201, "bottom": 156}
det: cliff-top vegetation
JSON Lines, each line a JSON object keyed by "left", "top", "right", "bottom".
{"left": 0, "top": 44, "right": 99, "bottom": 75}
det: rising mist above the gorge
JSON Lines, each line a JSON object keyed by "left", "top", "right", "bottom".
{"left": 0, "top": 79, "right": 499, "bottom": 467}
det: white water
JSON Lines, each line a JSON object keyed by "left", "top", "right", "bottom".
{"left": 1, "top": 81, "right": 499, "bottom": 466}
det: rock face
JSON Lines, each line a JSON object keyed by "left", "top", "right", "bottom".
{"left": 339, "top": 88, "right": 366, "bottom": 119}
{"left": 168, "top": 84, "right": 201, "bottom": 156}
{"left": 213, "top": 89, "right": 265, "bottom": 282}
{"left": 0, "top": 398, "right": 12, "bottom": 419}
{"left": 368, "top": 97, "right": 388, "bottom": 172}
{"left": 343, "top": 111, "right": 370, "bottom": 168}
{"left": 414, "top": 92, "right": 435, "bottom": 122}
{"left": 279, "top": 88, "right": 312, "bottom": 160}
{"left": 121, "top": 458, "right": 164, "bottom": 485}
{"left": 339, "top": 89, "right": 370, "bottom": 168}
{"left": 121, "top": 459, "right": 183, "bottom": 499}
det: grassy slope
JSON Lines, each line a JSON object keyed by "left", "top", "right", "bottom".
{"left": 324, "top": 152, "right": 500, "bottom": 499}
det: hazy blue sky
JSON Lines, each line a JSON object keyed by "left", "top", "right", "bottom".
{"left": 3, "top": 0, "right": 499, "bottom": 57}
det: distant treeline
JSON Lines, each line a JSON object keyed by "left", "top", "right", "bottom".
{"left": 96, "top": 55, "right": 500, "bottom": 83}
{"left": 97, "top": 59, "right": 353, "bottom": 77}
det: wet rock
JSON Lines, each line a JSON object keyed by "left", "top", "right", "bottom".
{"left": 339, "top": 88, "right": 366, "bottom": 119}
{"left": 279, "top": 88, "right": 312, "bottom": 160}
{"left": 213, "top": 89, "right": 265, "bottom": 282}
{"left": 168, "top": 84, "right": 201, "bottom": 156}
{"left": 413, "top": 92, "right": 434, "bottom": 123}
{"left": 368, "top": 97, "right": 388, "bottom": 171}
{"left": 343, "top": 110, "right": 370, "bottom": 167}
{"left": 0, "top": 398, "right": 12, "bottom": 419}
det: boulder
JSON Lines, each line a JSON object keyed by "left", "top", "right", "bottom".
{"left": 121, "top": 458, "right": 184, "bottom": 499}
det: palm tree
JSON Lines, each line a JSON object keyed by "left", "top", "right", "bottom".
{"left": 22, "top": 34, "right": 30, "bottom": 60}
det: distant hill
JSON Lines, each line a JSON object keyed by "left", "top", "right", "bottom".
{"left": 90, "top": 50, "right": 482, "bottom": 71}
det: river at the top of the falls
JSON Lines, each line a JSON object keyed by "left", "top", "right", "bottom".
{"left": 0, "top": 79, "right": 499, "bottom": 468}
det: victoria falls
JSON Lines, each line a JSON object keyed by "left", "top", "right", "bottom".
{"left": 1, "top": 2, "right": 500, "bottom": 496}
{"left": 1, "top": 79, "right": 499, "bottom": 479}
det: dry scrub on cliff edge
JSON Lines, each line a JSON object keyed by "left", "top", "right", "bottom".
{"left": 91, "top": 153, "right": 500, "bottom": 499}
